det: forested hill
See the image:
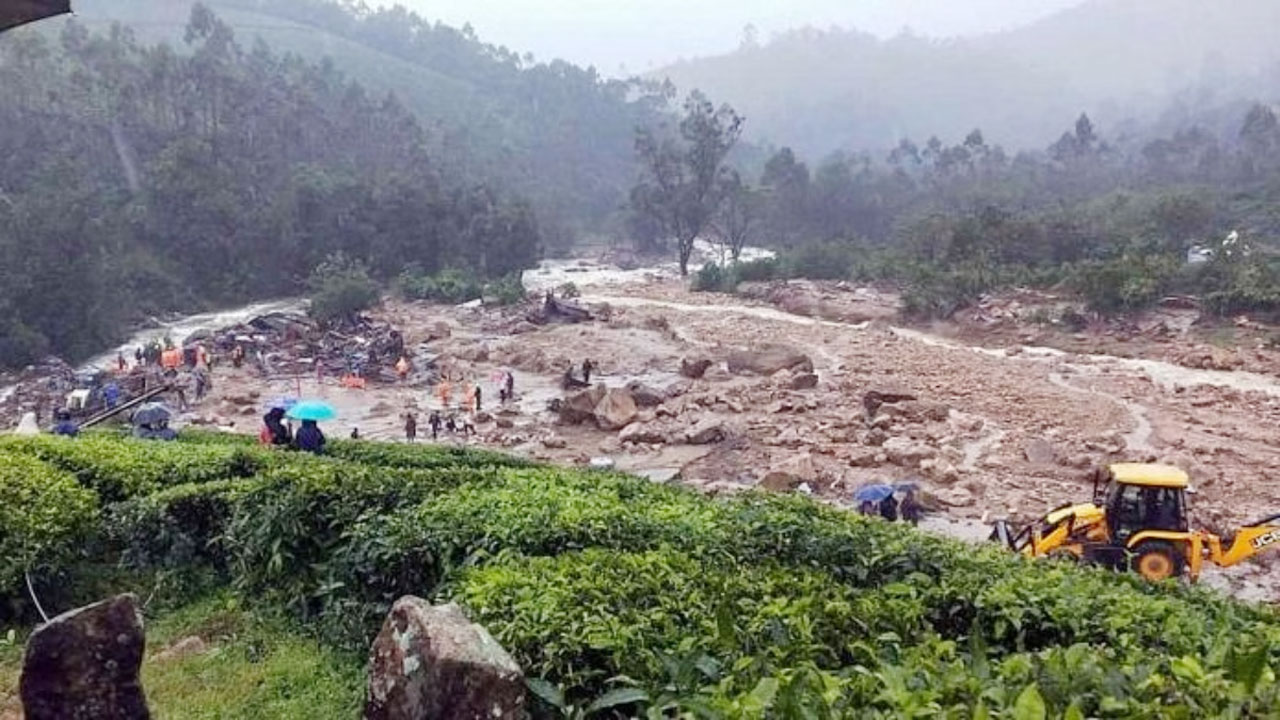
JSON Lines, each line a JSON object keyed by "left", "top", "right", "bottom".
{"left": 0, "top": 6, "right": 540, "bottom": 368}
{"left": 656, "top": 0, "right": 1280, "bottom": 157}
{"left": 53, "top": 0, "right": 672, "bottom": 239}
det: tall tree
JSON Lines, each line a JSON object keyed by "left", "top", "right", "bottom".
{"left": 631, "top": 92, "right": 743, "bottom": 275}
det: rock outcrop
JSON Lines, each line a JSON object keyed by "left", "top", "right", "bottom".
{"left": 559, "top": 384, "right": 606, "bottom": 424}
{"left": 21, "top": 594, "right": 150, "bottom": 720}
{"left": 365, "top": 598, "right": 524, "bottom": 720}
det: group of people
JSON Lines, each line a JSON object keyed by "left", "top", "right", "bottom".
{"left": 261, "top": 406, "right": 326, "bottom": 454}
{"left": 403, "top": 409, "right": 476, "bottom": 443}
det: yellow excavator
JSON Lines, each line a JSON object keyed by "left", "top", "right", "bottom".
{"left": 990, "top": 463, "right": 1280, "bottom": 582}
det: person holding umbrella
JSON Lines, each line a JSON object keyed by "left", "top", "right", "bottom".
{"left": 287, "top": 400, "right": 336, "bottom": 455}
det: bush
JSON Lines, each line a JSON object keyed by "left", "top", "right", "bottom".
{"left": 781, "top": 241, "right": 861, "bottom": 280}
{"left": 395, "top": 267, "right": 483, "bottom": 304}
{"left": 307, "top": 253, "right": 381, "bottom": 324}
{"left": 0, "top": 452, "right": 99, "bottom": 594}
{"left": 735, "top": 256, "right": 782, "bottom": 282}
{"left": 483, "top": 273, "right": 528, "bottom": 306}
{"left": 324, "top": 438, "right": 533, "bottom": 470}
{"left": 691, "top": 261, "right": 734, "bottom": 293}
{"left": 107, "top": 477, "right": 262, "bottom": 572}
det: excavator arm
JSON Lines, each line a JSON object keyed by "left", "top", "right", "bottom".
{"left": 1212, "top": 514, "right": 1280, "bottom": 568}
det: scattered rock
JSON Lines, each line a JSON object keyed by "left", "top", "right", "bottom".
{"left": 21, "top": 594, "right": 149, "bottom": 720}
{"left": 788, "top": 372, "right": 820, "bottom": 390}
{"left": 495, "top": 417, "right": 515, "bottom": 429}
{"left": 849, "top": 450, "right": 881, "bottom": 468}
{"left": 620, "top": 423, "right": 667, "bottom": 445}
{"left": 864, "top": 428, "right": 889, "bottom": 446}
{"left": 473, "top": 411, "right": 492, "bottom": 424}
{"left": 679, "top": 357, "right": 713, "bottom": 379}
{"left": 425, "top": 321, "right": 452, "bottom": 341}
{"left": 1023, "top": 439, "right": 1058, "bottom": 466}
{"left": 862, "top": 389, "right": 918, "bottom": 416}
{"left": 625, "top": 382, "right": 666, "bottom": 408}
{"left": 759, "top": 453, "right": 819, "bottom": 492}
{"left": 152, "top": 636, "right": 207, "bottom": 664}
{"left": 366, "top": 598, "right": 523, "bottom": 720}
{"left": 541, "top": 435, "right": 567, "bottom": 449}
{"left": 685, "top": 418, "right": 726, "bottom": 445}
{"left": 593, "top": 388, "right": 638, "bottom": 431}
{"left": 726, "top": 345, "right": 813, "bottom": 376}
{"left": 559, "top": 384, "right": 607, "bottom": 425}
{"left": 879, "top": 400, "right": 950, "bottom": 424}
{"left": 703, "top": 365, "right": 733, "bottom": 383}
{"left": 883, "top": 437, "right": 936, "bottom": 467}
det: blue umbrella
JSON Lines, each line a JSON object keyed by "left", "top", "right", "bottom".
{"left": 286, "top": 400, "right": 337, "bottom": 421}
{"left": 854, "top": 483, "right": 896, "bottom": 504}
{"left": 265, "top": 396, "right": 299, "bottom": 412}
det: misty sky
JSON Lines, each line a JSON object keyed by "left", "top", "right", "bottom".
{"left": 393, "top": 0, "right": 1085, "bottom": 74}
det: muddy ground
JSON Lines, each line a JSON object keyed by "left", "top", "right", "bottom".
{"left": 8, "top": 252, "right": 1280, "bottom": 601}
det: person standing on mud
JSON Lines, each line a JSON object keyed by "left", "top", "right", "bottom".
{"left": 429, "top": 411, "right": 443, "bottom": 441}
{"left": 582, "top": 359, "right": 595, "bottom": 384}
{"left": 473, "top": 384, "right": 482, "bottom": 413}
{"left": 404, "top": 412, "right": 418, "bottom": 443}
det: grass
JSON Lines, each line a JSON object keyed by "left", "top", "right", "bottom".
{"left": 0, "top": 593, "right": 364, "bottom": 719}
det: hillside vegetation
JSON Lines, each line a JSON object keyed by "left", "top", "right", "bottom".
{"left": 1, "top": 430, "right": 1278, "bottom": 717}
{"left": 0, "top": 5, "right": 541, "bottom": 369}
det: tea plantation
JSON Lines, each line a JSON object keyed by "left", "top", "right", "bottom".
{"left": 1, "top": 431, "right": 1278, "bottom": 718}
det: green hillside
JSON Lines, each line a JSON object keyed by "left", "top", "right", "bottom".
{"left": 1, "top": 430, "right": 1278, "bottom": 717}
{"left": 39, "top": 0, "right": 668, "bottom": 234}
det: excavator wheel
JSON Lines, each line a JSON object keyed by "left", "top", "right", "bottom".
{"left": 1131, "top": 540, "right": 1184, "bottom": 582}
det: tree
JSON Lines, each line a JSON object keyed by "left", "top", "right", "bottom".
{"left": 712, "top": 172, "right": 759, "bottom": 262}
{"left": 631, "top": 91, "right": 743, "bottom": 275}
{"left": 307, "top": 253, "right": 381, "bottom": 325}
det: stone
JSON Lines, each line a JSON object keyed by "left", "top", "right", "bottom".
{"left": 789, "top": 372, "right": 820, "bottom": 390}
{"left": 703, "top": 365, "right": 733, "bottom": 383}
{"left": 862, "top": 389, "right": 918, "bottom": 417}
{"left": 426, "top": 321, "right": 452, "bottom": 341}
{"left": 864, "top": 428, "right": 889, "bottom": 446}
{"left": 365, "top": 598, "right": 523, "bottom": 720}
{"left": 880, "top": 400, "right": 950, "bottom": 424}
{"left": 679, "top": 357, "right": 713, "bottom": 379}
{"left": 495, "top": 417, "right": 515, "bottom": 429}
{"left": 559, "top": 384, "right": 607, "bottom": 425}
{"left": 760, "top": 453, "right": 819, "bottom": 492}
{"left": 593, "top": 388, "right": 639, "bottom": 431}
{"left": 625, "top": 382, "right": 666, "bottom": 408}
{"left": 541, "top": 435, "right": 567, "bottom": 449}
{"left": 726, "top": 345, "right": 813, "bottom": 376}
{"left": 473, "top": 411, "right": 492, "bottom": 424}
{"left": 849, "top": 449, "right": 882, "bottom": 468}
{"left": 1023, "top": 439, "right": 1058, "bottom": 466}
{"left": 684, "top": 418, "right": 726, "bottom": 445}
{"left": 152, "top": 636, "right": 207, "bottom": 664}
{"left": 620, "top": 423, "right": 667, "bottom": 445}
{"left": 21, "top": 593, "right": 150, "bottom": 720}
{"left": 883, "top": 437, "right": 936, "bottom": 467}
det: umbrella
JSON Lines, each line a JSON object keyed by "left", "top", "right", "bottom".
{"left": 132, "top": 402, "right": 171, "bottom": 426}
{"left": 264, "top": 396, "right": 299, "bottom": 412}
{"left": 853, "top": 483, "right": 896, "bottom": 504}
{"left": 1, "top": 0, "right": 71, "bottom": 34}
{"left": 286, "top": 400, "right": 337, "bottom": 421}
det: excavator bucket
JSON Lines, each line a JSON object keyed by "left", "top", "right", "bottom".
{"left": 0, "top": 0, "right": 70, "bottom": 33}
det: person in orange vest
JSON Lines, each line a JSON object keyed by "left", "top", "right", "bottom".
{"left": 437, "top": 379, "right": 452, "bottom": 409}
{"left": 462, "top": 381, "right": 474, "bottom": 412}
{"left": 396, "top": 356, "right": 410, "bottom": 382}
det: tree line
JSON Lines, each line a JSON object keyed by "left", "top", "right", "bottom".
{"left": 0, "top": 5, "right": 540, "bottom": 368}
{"left": 633, "top": 97, "right": 1280, "bottom": 317}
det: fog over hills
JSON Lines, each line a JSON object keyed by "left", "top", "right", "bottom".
{"left": 656, "top": 0, "right": 1280, "bottom": 157}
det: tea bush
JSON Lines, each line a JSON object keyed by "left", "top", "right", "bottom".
{"left": 0, "top": 452, "right": 98, "bottom": 594}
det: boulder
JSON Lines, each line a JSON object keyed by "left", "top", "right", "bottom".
{"left": 703, "top": 365, "right": 733, "bottom": 382}
{"left": 1023, "top": 439, "right": 1058, "bottom": 466}
{"left": 788, "top": 372, "right": 820, "bottom": 390}
{"left": 679, "top": 357, "right": 713, "bottom": 379}
{"left": 625, "top": 382, "right": 667, "bottom": 408}
{"left": 495, "top": 417, "right": 515, "bottom": 429}
{"left": 366, "top": 598, "right": 523, "bottom": 720}
{"left": 864, "top": 428, "right": 889, "bottom": 447}
{"left": 21, "top": 594, "right": 149, "bottom": 720}
{"left": 759, "top": 453, "right": 819, "bottom": 492}
{"left": 425, "top": 321, "right": 452, "bottom": 341}
{"left": 684, "top": 418, "right": 726, "bottom": 445}
{"left": 862, "top": 389, "right": 918, "bottom": 417}
{"left": 620, "top": 423, "right": 667, "bottom": 445}
{"left": 594, "top": 388, "right": 638, "bottom": 431}
{"left": 726, "top": 345, "right": 813, "bottom": 376}
{"left": 541, "top": 435, "right": 567, "bottom": 449}
{"left": 883, "top": 437, "right": 936, "bottom": 467}
{"left": 878, "top": 400, "right": 950, "bottom": 424}
{"left": 559, "top": 384, "right": 607, "bottom": 425}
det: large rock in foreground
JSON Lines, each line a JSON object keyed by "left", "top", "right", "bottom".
{"left": 594, "top": 388, "right": 638, "bottom": 431}
{"left": 21, "top": 594, "right": 150, "bottom": 720}
{"left": 726, "top": 345, "right": 813, "bottom": 376}
{"left": 559, "top": 384, "right": 607, "bottom": 425}
{"left": 366, "top": 598, "right": 523, "bottom": 720}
